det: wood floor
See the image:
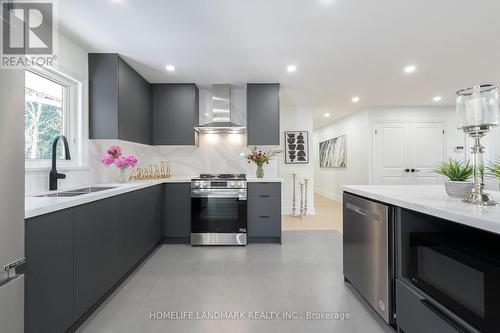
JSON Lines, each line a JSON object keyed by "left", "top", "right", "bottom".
{"left": 283, "top": 193, "right": 342, "bottom": 232}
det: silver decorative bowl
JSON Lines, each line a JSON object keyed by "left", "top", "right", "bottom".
{"left": 444, "top": 181, "right": 474, "bottom": 199}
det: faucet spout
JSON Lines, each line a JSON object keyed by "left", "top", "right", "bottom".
{"left": 49, "top": 135, "right": 71, "bottom": 191}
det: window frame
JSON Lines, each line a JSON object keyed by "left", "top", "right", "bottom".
{"left": 24, "top": 66, "right": 86, "bottom": 171}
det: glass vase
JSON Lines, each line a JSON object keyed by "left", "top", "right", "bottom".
{"left": 256, "top": 165, "right": 264, "bottom": 178}
{"left": 116, "top": 168, "right": 129, "bottom": 183}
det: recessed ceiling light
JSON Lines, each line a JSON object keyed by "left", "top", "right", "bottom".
{"left": 433, "top": 96, "right": 442, "bottom": 102}
{"left": 403, "top": 64, "right": 417, "bottom": 74}
{"left": 352, "top": 96, "right": 360, "bottom": 103}
{"left": 287, "top": 65, "right": 297, "bottom": 73}
{"left": 165, "top": 64, "right": 175, "bottom": 72}
{"left": 324, "top": 113, "right": 330, "bottom": 118}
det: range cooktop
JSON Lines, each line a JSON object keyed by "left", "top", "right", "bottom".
{"left": 193, "top": 174, "right": 246, "bottom": 180}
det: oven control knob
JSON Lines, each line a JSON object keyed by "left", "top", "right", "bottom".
{"left": 194, "top": 181, "right": 201, "bottom": 188}
{"left": 202, "top": 182, "right": 209, "bottom": 188}
{"left": 228, "top": 181, "right": 235, "bottom": 187}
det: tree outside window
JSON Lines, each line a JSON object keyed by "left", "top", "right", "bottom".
{"left": 25, "top": 70, "right": 67, "bottom": 160}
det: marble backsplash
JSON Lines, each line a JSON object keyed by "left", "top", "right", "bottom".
{"left": 89, "top": 134, "right": 279, "bottom": 183}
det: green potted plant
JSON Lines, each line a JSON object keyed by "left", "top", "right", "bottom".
{"left": 486, "top": 158, "right": 500, "bottom": 190}
{"left": 434, "top": 159, "right": 474, "bottom": 198}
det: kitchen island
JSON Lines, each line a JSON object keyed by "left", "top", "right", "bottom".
{"left": 342, "top": 185, "right": 500, "bottom": 234}
{"left": 342, "top": 185, "right": 500, "bottom": 333}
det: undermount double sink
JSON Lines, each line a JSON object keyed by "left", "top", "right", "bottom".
{"left": 36, "top": 186, "right": 116, "bottom": 197}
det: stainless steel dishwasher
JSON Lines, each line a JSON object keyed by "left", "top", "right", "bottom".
{"left": 343, "top": 192, "right": 395, "bottom": 325}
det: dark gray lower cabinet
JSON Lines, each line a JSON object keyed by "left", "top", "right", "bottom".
{"left": 116, "top": 186, "right": 163, "bottom": 278}
{"left": 25, "top": 185, "right": 164, "bottom": 333}
{"left": 148, "top": 185, "right": 164, "bottom": 247}
{"left": 396, "top": 279, "right": 462, "bottom": 333}
{"left": 247, "top": 182, "right": 282, "bottom": 243}
{"left": 117, "top": 190, "right": 144, "bottom": 277}
{"left": 164, "top": 183, "right": 191, "bottom": 243}
{"left": 25, "top": 209, "right": 74, "bottom": 333}
{"left": 74, "top": 198, "right": 118, "bottom": 319}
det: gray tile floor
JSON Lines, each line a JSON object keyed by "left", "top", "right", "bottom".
{"left": 77, "top": 231, "right": 394, "bottom": 333}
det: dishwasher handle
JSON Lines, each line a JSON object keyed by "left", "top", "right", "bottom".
{"left": 345, "top": 202, "right": 367, "bottom": 216}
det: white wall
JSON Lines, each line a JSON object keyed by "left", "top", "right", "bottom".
{"left": 313, "top": 106, "right": 469, "bottom": 200}
{"left": 313, "top": 110, "right": 370, "bottom": 200}
{"left": 279, "top": 107, "right": 315, "bottom": 214}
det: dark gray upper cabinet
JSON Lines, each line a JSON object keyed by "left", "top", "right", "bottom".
{"left": 74, "top": 198, "right": 117, "bottom": 320}
{"left": 153, "top": 84, "right": 199, "bottom": 145}
{"left": 247, "top": 83, "right": 280, "bottom": 146}
{"left": 25, "top": 209, "right": 74, "bottom": 333}
{"left": 164, "top": 183, "right": 191, "bottom": 242}
{"left": 89, "top": 53, "right": 152, "bottom": 145}
{"left": 247, "top": 182, "right": 282, "bottom": 242}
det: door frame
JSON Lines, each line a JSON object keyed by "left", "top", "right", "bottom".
{"left": 372, "top": 121, "right": 448, "bottom": 185}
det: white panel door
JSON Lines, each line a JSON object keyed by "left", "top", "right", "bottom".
{"left": 374, "top": 123, "right": 411, "bottom": 185}
{"left": 410, "top": 122, "right": 445, "bottom": 184}
{"left": 374, "top": 122, "right": 445, "bottom": 185}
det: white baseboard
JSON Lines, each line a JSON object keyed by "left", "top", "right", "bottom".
{"left": 314, "top": 188, "right": 341, "bottom": 202}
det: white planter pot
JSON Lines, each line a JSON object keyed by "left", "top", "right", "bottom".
{"left": 444, "top": 181, "right": 474, "bottom": 199}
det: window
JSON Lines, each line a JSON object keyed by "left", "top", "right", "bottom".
{"left": 24, "top": 67, "right": 84, "bottom": 168}
{"left": 25, "top": 70, "right": 68, "bottom": 159}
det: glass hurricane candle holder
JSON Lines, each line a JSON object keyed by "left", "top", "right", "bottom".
{"left": 456, "top": 84, "right": 499, "bottom": 206}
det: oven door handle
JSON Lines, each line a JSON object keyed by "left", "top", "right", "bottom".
{"left": 191, "top": 189, "right": 246, "bottom": 199}
{"left": 420, "top": 299, "right": 473, "bottom": 333}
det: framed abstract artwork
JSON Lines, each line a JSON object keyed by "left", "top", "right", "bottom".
{"left": 285, "top": 131, "right": 309, "bottom": 164}
{"left": 319, "top": 135, "right": 347, "bottom": 168}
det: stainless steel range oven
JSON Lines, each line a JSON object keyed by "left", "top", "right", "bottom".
{"left": 409, "top": 232, "right": 500, "bottom": 333}
{"left": 191, "top": 174, "right": 247, "bottom": 246}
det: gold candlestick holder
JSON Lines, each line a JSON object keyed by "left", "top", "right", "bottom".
{"left": 129, "top": 160, "right": 171, "bottom": 181}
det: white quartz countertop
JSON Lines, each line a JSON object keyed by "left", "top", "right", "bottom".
{"left": 25, "top": 176, "right": 194, "bottom": 219}
{"left": 342, "top": 185, "right": 500, "bottom": 235}
{"left": 25, "top": 176, "right": 283, "bottom": 219}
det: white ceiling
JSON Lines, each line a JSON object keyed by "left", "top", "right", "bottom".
{"left": 58, "top": 0, "right": 500, "bottom": 128}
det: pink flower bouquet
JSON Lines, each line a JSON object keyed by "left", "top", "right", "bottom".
{"left": 101, "top": 145, "right": 138, "bottom": 182}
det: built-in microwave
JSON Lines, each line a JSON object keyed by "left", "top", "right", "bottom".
{"left": 409, "top": 232, "right": 500, "bottom": 333}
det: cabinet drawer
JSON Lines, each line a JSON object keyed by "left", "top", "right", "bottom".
{"left": 248, "top": 214, "right": 281, "bottom": 237}
{"left": 396, "top": 279, "right": 473, "bottom": 333}
{"left": 248, "top": 195, "right": 281, "bottom": 217}
{"left": 248, "top": 182, "right": 281, "bottom": 197}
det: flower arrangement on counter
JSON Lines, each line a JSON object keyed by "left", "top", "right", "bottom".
{"left": 100, "top": 145, "right": 138, "bottom": 183}
{"left": 245, "top": 146, "right": 281, "bottom": 178}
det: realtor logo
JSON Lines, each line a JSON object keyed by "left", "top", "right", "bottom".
{"left": 1, "top": 0, "right": 57, "bottom": 68}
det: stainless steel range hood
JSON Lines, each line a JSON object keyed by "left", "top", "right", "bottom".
{"left": 194, "top": 84, "right": 245, "bottom": 134}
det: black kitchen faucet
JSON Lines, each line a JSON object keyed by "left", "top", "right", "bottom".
{"left": 49, "top": 135, "right": 71, "bottom": 191}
